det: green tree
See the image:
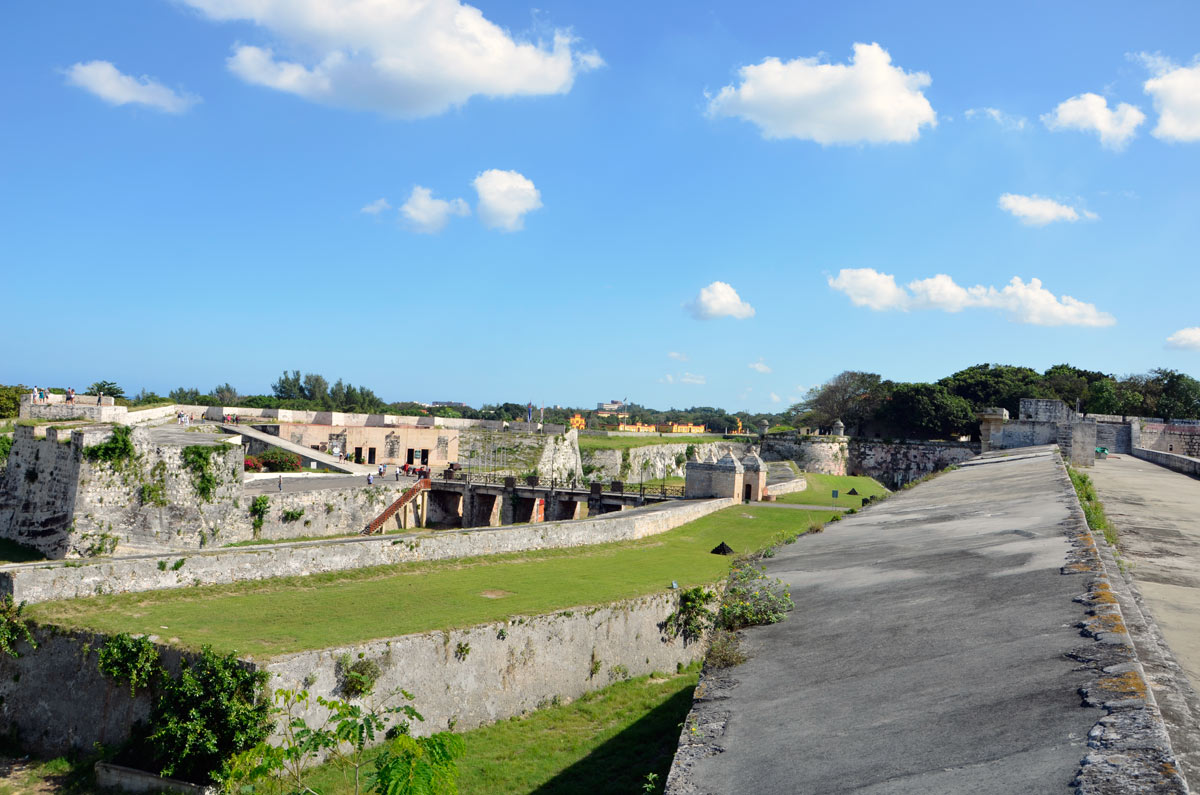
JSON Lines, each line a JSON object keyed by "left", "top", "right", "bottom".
{"left": 88, "top": 380, "right": 125, "bottom": 399}
{"left": 938, "top": 364, "right": 1048, "bottom": 415}
{"left": 1084, "top": 378, "right": 1121, "bottom": 415}
{"left": 790, "top": 371, "right": 885, "bottom": 431}
{"left": 0, "top": 385, "right": 24, "bottom": 418}
{"left": 881, "top": 383, "right": 976, "bottom": 439}
{"left": 213, "top": 383, "right": 239, "bottom": 406}
{"left": 170, "top": 387, "right": 203, "bottom": 404}
{"left": 1150, "top": 368, "right": 1200, "bottom": 420}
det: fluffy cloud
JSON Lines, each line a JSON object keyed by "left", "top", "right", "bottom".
{"left": 828, "top": 268, "right": 1115, "bottom": 327}
{"left": 63, "top": 60, "right": 198, "bottom": 113}
{"left": 1166, "top": 327, "right": 1200, "bottom": 350}
{"left": 748, "top": 359, "right": 772, "bottom": 374}
{"left": 360, "top": 198, "right": 391, "bottom": 215}
{"left": 706, "top": 42, "right": 936, "bottom": 144}
{"left": 1041, "top": 93, "right": 1144, "bottom": 150}
{"left": 1137, "top": 54, "right": 1200, "bottom": 142}
{"left": 964, "top": 107, "right": 1027, "bottom": 130}
{"left": 687, "top": 282, "right": 755, "bottom": 320}
{"left": 473, "top": 169, "right": 542, "bottom": 231}
{"left": 182, "top": 0, "right": 600, "bottom": 117}
{"left": 400, "top": 186, "right": 469, "bottom": 233}
{"left": 770, "top": 392, "right": 782, "bottom": 403}
{"left": 998, "top": 193, "right": 1097, "bottom": 226}
{"left": 680, "top": 373, "right": 706, "bottom": 385}
{"left": 668, "top": 351, "right": 688, "bottom": 361}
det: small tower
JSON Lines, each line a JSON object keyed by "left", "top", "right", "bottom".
{"left": 741, "top": 450, "right": 767, "bottom": 501}
{"left": 831, "top": 418, "right": 845, "bottom": 437}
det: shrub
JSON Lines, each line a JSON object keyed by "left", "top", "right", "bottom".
{"left": 663, "top": 586, "right": 716, "bottom": 642}
{"left": 337, "top": 654, "right": 382, "bottom": 698}
{"left": 281, "top": 508, "right": 305, "bottom": 523}
{"left": 243, "top": 456, "right": 263, "bottom": 473}
{"left": 706, "top": 629, "right": 747, "bottom": 668}
{"left": 82, "top": 425, "right": 135, "bottom": 465}
{"left": 718, "top": 563, "right": 794, "bottom": 631}
{"left": 147, "top": 646, "right": 271, "bottom": 783}
{"left": 98, "top": 633, "right": 161, "bottom": 697}
{"left": 0, "top": 596, "right": 36, "bottom": 658}
{"left": 0, "top": 435, "right": 12, "bottom": 465}
{"left": 249, "top": 495, "right": 269, "bottom": 535}
{"left": 259, "top": 447, "right": 301, "bottom": 473}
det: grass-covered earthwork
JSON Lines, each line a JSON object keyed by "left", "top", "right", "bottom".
{"left": 577, "top": 434, "right": 720, "bottom": 452}
{"left": 775, "top": 472, "right": 889, "bottom": 509}
{"left": 30, "top": 505, "right": 834, "bottom": 658}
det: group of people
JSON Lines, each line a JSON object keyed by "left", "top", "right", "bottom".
{"left": 29, "top": 386, "right": 70, "bottom": 404}
{"left": 366, "top": 462, "right": 431, "bottom": 485}
{"left": 176, "top": 411, "right": 196, "bottom": 426}
{"left": 222, "top": 414, "right": 241, "bottom": 424}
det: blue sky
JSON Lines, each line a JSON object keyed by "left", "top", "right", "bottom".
{"left": 4, "top": 1, "right": 1200, "bottom": 411}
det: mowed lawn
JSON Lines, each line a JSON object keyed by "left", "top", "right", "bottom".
{"left": 303, "top": 665, "right": 702, "bottom": 795}
{"left": 776, "top": 472, "right": 890, "bottom": 509}
{"left": 30, "top": 505, "right": 833, "bottom": 659}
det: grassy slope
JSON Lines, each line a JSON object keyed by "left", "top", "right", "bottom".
{"left": 303, "top": 665, "right": 701, "bottom": 795}
{"left": 775, "top": 472, "right": 889, "bottom": 509}
{"left": 30, "top": 505, "right": 833, "bottom": 658}
{"left": 577, "top": 435, "right": 718, "bottom": 452}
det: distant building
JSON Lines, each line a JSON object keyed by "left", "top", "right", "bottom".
{"left": 602, "top": 422, "right": 657, "bottom": 433}
{"left": 597, "top": 400, "right": 625, "bottom": 412}
{"left": 658, "top": 422, "right": 706, "bottom": 434}
{"left": 432, "top": 401, "right": 468, "bottom": 408}
{"left": 569, "top": 414, "right": 587, "bottom": 431}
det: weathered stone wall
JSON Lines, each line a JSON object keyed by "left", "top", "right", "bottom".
{"left": 1, "top": 594, "right": 705, "bottom": 761}
{"left": 846, "top": 439, "right": 978, "bottom": 488}
{"left": 458, "top": 428, "right": 582, "bottom": 482}
{"left": 760, "top": 433, "right": 978, "bottom": 487}
{"left": 1139, "top": 423, "right": 1200, "bottom": 457}
{"left": 760, "top": 435, "right": 848, "bottom": 476}
{"left": 991, "top": 420, "right": 1059, "bottom": 450}
{"left": 266, "top": 592, "right": 706, "bottom": 740}
{"left": 583, "top": 441, "right": 752, "bottom": 482}
{"left": 1017, "top": 398, "right": 1075, "bottom": 423}
{"left": 1058, "top": 419, "right": 1097, "bottom": 467}
{"left": 0, "top": 498, "right": 735, "bottom": 603}
{"left": 1095, "top": 422, "right": 1132, "bottom": 454}
{"left": 0, "top": 627, "right": 186, "bottom": 757}
{"left": 0, "top": 425, "right": 416, "bottom": 557}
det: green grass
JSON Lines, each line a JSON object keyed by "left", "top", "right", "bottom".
{"left": 301, "top": 664, "right": 700, "bottom": 795}
{"left": 630, "top": 475, "right": 686, "bottom": 489}
{"left": 1067, "top": 466, "right": 1118, "bottom": 546}
{"left": 30, "top": 505, "right": 833, "bottom": 659}
{"left": 775, "top": 471, "right": 889, "bottom": 509}
{"left": 0, "top": 538, "right": 46, "bottom": 564}
{"left": 577, "top": 434, "right": 719, "bottom": 452}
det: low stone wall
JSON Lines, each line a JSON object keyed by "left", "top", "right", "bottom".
{"left": 766, "top": 477, "right": 807, "bottom": 497}
{"left": 761, "top": 434, "right": 977, "bottom": 487}
{"left": 1132, "top": 447, "right": 1200, "bottom": 478}
{"left": 1140, "top": 423, "right": 1200, "bottom": 458}
{"left": 0, "top": 498, "right": 735, "bottom": 603}
{"left": 267, "top": 592, "right": 705, "bottom": 739}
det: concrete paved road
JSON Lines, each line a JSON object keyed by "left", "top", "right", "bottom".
{"left": 1088, "top": 455, "right": 1200, "bottom": 687}
{"left": 674, "top": 450, "right": 1103, "bottom": 794}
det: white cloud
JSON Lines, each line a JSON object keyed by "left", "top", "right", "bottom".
{"left": 680, "top": 373, "right": 706, "bottom": 385}
{"left": 182, "top": 0, "right": 600, "bottom": 118}
{"left": 1166, "top": 327, "right": 1200, "bottom": 350}
{"left": 828, "top": 268, "right": 1115, "bottom": 327}
{"left": 964, "top": 107, "right": 1027, "bottom": 130}
{"left": 400, "top": 186, "right": 469, "bottom": 233}
{"left": 748, "top": 359, "right": 772, "bottom": 374}
{"left": 997, "top": 193, "right": 1097, "bottom": 226}
{"left": 770, "top": 392, "right": 782, "bottom": 403}
{"left": 63, "top": 60, "right": 198, "bottom": 113}
{"left": 1041, "top": 93, "right": 1144, "bottom": 150}
{"left": 473, "top": 169, "right": 542, "bottom": 231}
{"left": 360, "top": 198, "right": 391, "bottom": 215}
{"left": 1136, "top": 53, "right": 1200, "bottom": 143}
{"left": 660, "top": 374, "right": 675, "bottom": 384}
{"left": 668, "top": 351, "right": 688, "bottom": 361}
{"left": 706, "top": 42, "right": 936, "bottom": 144}
{"left": 687, "top": 282, "right": 755, "bottom": 320}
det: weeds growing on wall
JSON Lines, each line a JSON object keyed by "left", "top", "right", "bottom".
{"left": 337, "top": 653, "right": 382, "bottom": 698}
{"left": 82, "top": 425, "right": 135, "bottom": 465}
{"left": 718, "top": 562, "right": 794, "bottom": 631}
{"left": 0, "top": 434, "right": 12, "bottom": 465}
{"left": 249, "top": 495, "right": 270, "bottom": 536}
{"left": 182, "top": 445, "right": 225, "bottom": 501}
{"left": 705, "top": 629, "right": 747, "bottom": 668}
{"left": 663, "top": 587, "right": 716, "bottom": 643}
{"left": 0, "top": 596, "right": 36, "bottom": 658}
{"left": 281, "top": 507, "right": 305, "bottom": 523}
{"left": 1068, "top": 465, "right": 1118, "bottom": 546}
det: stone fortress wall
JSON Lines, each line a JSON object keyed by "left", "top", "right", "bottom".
{"left": 758, "top": 432, "right": 978, "bottom": 488}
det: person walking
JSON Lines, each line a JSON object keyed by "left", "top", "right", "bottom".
{"left": 278, "top": 474, "right": 283, "bottom": 492}
{"left": 368, "top": 473, "right": 374, "bottom": 485}
{"left": 395, "top": 467, "right": 400, "bottom": 481}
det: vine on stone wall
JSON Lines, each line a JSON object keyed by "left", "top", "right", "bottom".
{"left": 249, "top": 495, "right": 270, "bottom": 536}
{"left": 0, "top": 596, "right": 36, "bottom": 658}
{"left": 98, "top": 633, "right": 161, "bottom": 697}
{"left": 82, "top": 425, "right": 135, "bottom": 465}
{"left": 182, "top": 445, "right": 224, "bottom": 502}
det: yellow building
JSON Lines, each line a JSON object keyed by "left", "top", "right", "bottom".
{"left": 569, "top": 414, "right": 587, "bottom": 431}
{"left": 601, "top": 422, "right": 658, "bottom": 433}
{"left": 658, "top": 422, "right": 706, "bottom": 434}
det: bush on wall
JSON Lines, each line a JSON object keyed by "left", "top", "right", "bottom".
{"left": 259, "top": 447, "right": 301, "bottom": 472}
